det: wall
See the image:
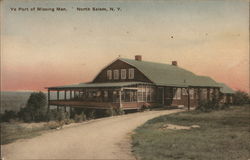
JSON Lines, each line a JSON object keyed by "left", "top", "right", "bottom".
{"left": 93, "top": 59, "right": 152, "bottom": 83}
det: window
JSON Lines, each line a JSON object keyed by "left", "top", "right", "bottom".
{"left": 182, "top": 88, "right": 188, "bottom": 95}
{"left": 189, "top": 89, "right": 194, "bottom": 99}
{"left": 137, "top": 90, "right": 143, "bottom": 102}
{"left": 202, "top": 89, "right": 207, "bottom": 100}
{"left": 121, "top": 69, "right": 126, "bottom": 79}
{"left": 128, "top": 68, "right": 134, "bottom": 79}
{"left": 107, "top": 70, "right": 112, "bottom": 80}
{"left": 173, "top": 88, "right": 181, "bottom": 100}
{"left": 113, "top": 70, "right": 119, "bottom": 80}
{"left": 209, "top": 89, "right": 213, "bottom": 100}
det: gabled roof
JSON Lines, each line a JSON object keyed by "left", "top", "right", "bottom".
{"left": 218, "top": 83, "right": 235, "bottom": 94}
{"left": 119, "top": 58, "right": 220, "bottom": 87}
{"left": 47, "top": 82, "right": 150, "bottom": 90}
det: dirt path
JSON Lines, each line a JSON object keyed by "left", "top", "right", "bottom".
{"left": 2, "top": 109, "right": 182, "bottom": 160}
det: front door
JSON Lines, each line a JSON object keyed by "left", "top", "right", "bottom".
{"left": 157, "top": 87, "right": 164, "bottom": 104}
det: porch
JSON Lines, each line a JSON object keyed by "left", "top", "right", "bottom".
{"left": 47, "top": 82, "right": 155, "bottom": 110}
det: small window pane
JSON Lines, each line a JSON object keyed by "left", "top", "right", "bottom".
{"left": 129, "top": 68, "right": 134, "bottom": 79}
{"left": 121, "top": 69, "right": 126, "bottom": 79}
{"left": 114, "top": 70, "right": 119, "bottom": 80}
{"left": 107, "top": 70, "right": 112, "bottom": 80}
{"left": 182, "top": 88, "right": 188, "bottom": 95}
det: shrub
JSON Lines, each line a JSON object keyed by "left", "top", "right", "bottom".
{"left": 196, "top": 98, "right": 221, "bottom": 112}
{"left": 115, "top": 108, "right": 125, "bottom": 115}
{"left": 105, "top": 108, "right": 125, "bottom": 117}
{"left": 64, "top": 119, "right": 74, "bottom": 125}
{"left": 55, "top": 110, "right": 66, "bottom": 122}
{"left": 18, "top": 92, "right": 47, "bottom": 122}
{"left": 0, "top": 110, "right": 18, "bottom": 122}
{"left": 87, "top": 109, "right": 95, "bottom": 119}
{"left": 105, "top": 108, "right": 116, "bottom": 116}
{"left": 46, "top": 121, "right": 62, "bottom": 129}
{"left": 74, "top": 112, "right": 86, "bottom": 123}
{"left": 233, "top": 91, "right": 250, "bottom": 105}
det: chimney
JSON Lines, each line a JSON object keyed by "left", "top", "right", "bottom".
{"left": 135, "top": 55, "right": 142, "bottom": 61}
{"left": 172, "top": 61, "right": 177, "bottom": 66}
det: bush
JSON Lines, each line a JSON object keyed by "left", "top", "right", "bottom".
{"left": 45, "top": 121, "right": 62, "bottom": 129}
{"left": 0, "top": 110, "right": 18, "bottom": 122}
{"left": 115, "top": 108, "right": 125, "bottom": 115}
{"left": 196, "top": 98, "right": 222, "bottom": 112}
{"left": 64, "top": 119, "right": 75, "bottom": 125}
{"left": 74, "top": 112, "right": 86, "bottom": 123}
{"left": 233, "top": 91, "right": 250, "bottom": 105}
{"left": 18, "top": 92, "right": 47, "bottom": 122}
{"left": 86, "top": 109, "right": 96, "bottom": 120}
{"left": 45, "top": 109, "right": 71, "bottom": 122}
{"left": 106, "top": 108, "right": 116, "bottom": 116}
{"left": 55, "top": 110, "right": 67, "bottom": 122}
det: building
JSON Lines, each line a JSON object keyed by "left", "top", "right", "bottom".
{"left": 218, "top": 83, "right": 235, "bottom": 104}
{"left": 46, "top": 55, "right": 234, "bottom": 112}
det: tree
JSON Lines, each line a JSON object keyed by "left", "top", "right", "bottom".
{"left": 233, "top": 91, "right": 250, "bottom": 105}
{"left": 19, "top": 92, "right": 47, "bottom": 122}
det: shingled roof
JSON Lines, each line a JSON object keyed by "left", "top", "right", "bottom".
{"left": 119, "top": 58, "right": 220, "bottom": 87}
{"left": 218, "top": 83, "right": 235, "bottom": 94}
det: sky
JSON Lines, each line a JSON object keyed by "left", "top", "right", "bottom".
{"left": 1, "top": 0, "right": 249, "bottom": 92}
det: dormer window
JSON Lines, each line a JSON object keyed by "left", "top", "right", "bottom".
{"left": 121, "top": 69, "right": 126, "bottom": 79}
{"left": 107, "top": 70, "right": 112, "bottom": 80}
{"left": 114, "top": 70, "right": 119, "bottom": 80}
{"left": 128, "top": 68, "right": 134, "bottom": 79}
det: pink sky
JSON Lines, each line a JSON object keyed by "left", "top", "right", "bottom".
{"left": 1, "top": 0, "right": 249, "bottom": 92}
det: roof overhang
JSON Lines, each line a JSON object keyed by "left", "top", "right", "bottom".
{"left": 46, "top": 82, "right": 152, "bottom": 90}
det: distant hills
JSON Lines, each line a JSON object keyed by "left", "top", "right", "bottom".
{"left": 0, "top": 91, "right": 64, "bottom": 113}
{"left": 1, "top": 91, "right": 33, "bottom": 113}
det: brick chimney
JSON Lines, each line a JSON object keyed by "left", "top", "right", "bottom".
{"left": 135, "top": 55, "right": 142, "bottom": 61}
{"left": 172, "top": 61, "right": 177, "bottom": 66}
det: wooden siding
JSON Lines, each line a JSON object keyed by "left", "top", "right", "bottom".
{"left": 93, "top": 59, "right": 152, "bottom": 83}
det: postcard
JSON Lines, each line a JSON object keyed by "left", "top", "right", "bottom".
{"left": 1, "top": 0, "right": 249, "bottom": 159}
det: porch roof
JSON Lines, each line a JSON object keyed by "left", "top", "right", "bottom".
{"left": 218, "top": 83, "right": 235, "bottom": 94}
{"left": 47, "top": 81, "right": 151, "bottom": 90}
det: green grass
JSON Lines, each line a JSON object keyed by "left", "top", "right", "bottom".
{"left": 132, "top": 105, "right": 250, "bottom": 160}
{"left": 1, "top": 122, "right": 50, "bottom": 145}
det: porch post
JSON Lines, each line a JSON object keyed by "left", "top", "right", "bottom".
{"left": 162, "top": 87, "right": 165, "bottom": 105}
{"left": 119, "top": 88, "right": 123, "bottom": 109}
{"left": 57, "top": 90, "right": 59, "bottom": 111}
{"left": 198, "top": 88, "right": 201, "bottom": 104}
{"left": 212, "top": 88, "right": 216, "bottom": 101}
{"left": 70, "top": 107, "right": 73, "bottom": 118}
{"left": 207, "top": 88, "right": 210, "bottom": 101}
{"left": 57, "top": 90, "right": 59, "bottom": 100}
{"left": 187, "top": 87, "right": 190, "bottom": 111}
{"left": 64, "top": 90, "right": 67, "bottom": 100}
{"left": 47, "top": 89, "right": 50, "bottom": 112}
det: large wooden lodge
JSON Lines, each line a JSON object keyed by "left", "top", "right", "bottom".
{"left": 47, "top": 55, "right": 234, "bottom": 111}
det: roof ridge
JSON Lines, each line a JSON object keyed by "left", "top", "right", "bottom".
{"left": 119, "top": 57, "right": 172, "bottom": 66}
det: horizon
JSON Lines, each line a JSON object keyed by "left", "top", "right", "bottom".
{"left": 1, "top": 0, "right": 249, "bottom": 93}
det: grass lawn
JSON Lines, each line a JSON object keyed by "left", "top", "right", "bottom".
{"left": 132, "top": 105, "right": 250, "bottom": 160}
{"left": 1, "top": 122, "right": 50, "bottom": 145}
